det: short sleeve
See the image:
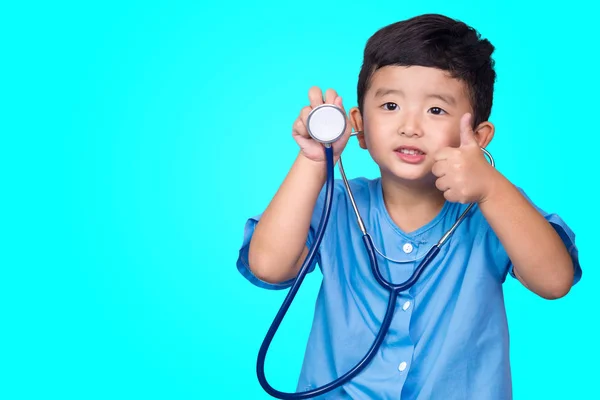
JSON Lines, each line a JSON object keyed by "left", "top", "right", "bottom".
{"left": 487, "top": 186, "right": 581, "bottom": 286}
{"left": 236, "top": 183, "right": 333, "bottom": 290}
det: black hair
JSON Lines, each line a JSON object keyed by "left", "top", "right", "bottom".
{"left": 357, "top": 14, "right": 496, "bottom": 127}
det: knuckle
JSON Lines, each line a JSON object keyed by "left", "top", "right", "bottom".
{"left": 301, "top": 106, "right": 312, "bottom": 119}
{"left": 293, "top": 119, "right": 305, "bottom": 134}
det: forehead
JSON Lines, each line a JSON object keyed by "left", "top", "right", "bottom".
{"left": 366, "top": 65, "right": 470, "bottom": 104}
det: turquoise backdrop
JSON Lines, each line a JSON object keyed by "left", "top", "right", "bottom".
{"left": 2, "top": 1, "right": 597, "bottom": 399}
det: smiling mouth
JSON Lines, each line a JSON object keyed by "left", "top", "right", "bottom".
{"left": 395, "top": 146, "right": 425, "bottom": 155}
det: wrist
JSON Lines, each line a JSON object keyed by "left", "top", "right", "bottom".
{"left": 477, "top": 168, "right": 506, "bottom": 205}
{"left": 296, "top": 151, "right": 329, "bottom": 180}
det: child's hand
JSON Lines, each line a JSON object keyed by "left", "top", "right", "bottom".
{"left": 292, "top": 87, "right": 352, "bottom": 163}
{"left": 432, "top": 113, "right": 498, "bottom": 204}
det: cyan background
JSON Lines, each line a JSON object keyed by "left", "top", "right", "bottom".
{"left": 1, "top": 1, "right": 597, "bottom": 399}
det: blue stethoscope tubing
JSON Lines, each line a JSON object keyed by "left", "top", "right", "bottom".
{"left": 257, "top": 141, "right": 495, "bottom": 399}
{"left": 257, "top": 145, "right": 440, "bottom": 399}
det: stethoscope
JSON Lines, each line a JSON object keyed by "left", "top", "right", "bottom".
{"left": 256, "top": 104, "right": 495, "bottom": 399}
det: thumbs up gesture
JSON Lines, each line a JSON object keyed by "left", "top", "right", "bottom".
{"left": 432, "top": 113, "right": 497, "bottom": 204}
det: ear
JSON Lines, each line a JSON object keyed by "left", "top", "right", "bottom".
{"left": 349, "top": 107, "right": 367, "bottom": 149}
{"left": 473, "top": 120, "right": 495, "bottom": 148}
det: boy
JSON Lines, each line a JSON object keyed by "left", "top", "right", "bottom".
{"left": 236, "top": 13, "right": 581, "bottom": 399}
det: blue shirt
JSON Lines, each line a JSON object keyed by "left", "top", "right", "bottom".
{"left": 236, "top": 177, "right": 581, "bottom": 399}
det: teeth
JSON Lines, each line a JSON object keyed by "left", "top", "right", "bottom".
{"left": 399, "top": 148, "right": 424, "bottom": 155}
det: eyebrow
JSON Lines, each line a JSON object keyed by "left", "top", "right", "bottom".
{"left": 426, "top": 93, "right": 457, "bottom": 106}
{"left": 374, "top": 87, "right": 457, "bottom": 106}
{"left": 374, "top": 88, "right": 404, "bottom": 98}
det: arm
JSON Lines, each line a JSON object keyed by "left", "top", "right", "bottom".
{"left": 432, "top": 113, "right": 574, "bottom": 299}
{"left": 247, "top": 88, "right": 351, "bottom": 285}
{"left": 247, "top": 153, "right": 326, "bottom": 284}
{"left": 478, "top": 172, "right": 574, "bottom": 299}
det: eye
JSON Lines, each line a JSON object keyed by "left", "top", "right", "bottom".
{"left": 381, "top": 102, "right": 398, "bottom": 111}
{"left": 429, "top": 107, "right": 447, "bottom": 115}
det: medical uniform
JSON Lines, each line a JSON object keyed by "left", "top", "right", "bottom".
{"left": 237, "top": 177, "right": 581, "bottom": 399}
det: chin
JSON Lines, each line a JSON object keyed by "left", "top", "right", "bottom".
{"left": 383, "top": 168, "right": 431, "bottom": 184}
{"left": 393, "top": 165, "right": 430, "bottom": 180}
{"left": 377, "top": 157, "right": 432, "bottom": 182}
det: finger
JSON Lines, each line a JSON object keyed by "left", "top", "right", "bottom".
{"left": 324, "top": 88, "right": 338, "bottom": 104}
{"left": 308, "top": 87, "right": 324, "bottom": 108}
{"left": 292, "top": 118, "right": 307, "bottom": 138}
{"left": 442, "top": 189, "right": 457, "bottom": 202}
{"left": 334, "top": 95, "right": 348, "bottom": 114}
{"left": 431, "top": 159, "right": 447, "bottom": 177}
{"left": 460, "top": 113, "right": 477, "bottom": 146}
{"left": 299, "top": 106, "right": 312, "bottom": 125}
{"left": 292, "top": 107, "right": 312, "bottom": 137}
{"left": 435, "top": 176, "right": 450, "bottom": 192}
{"left": 433, "top": 147, "right": 457, "bottom": 161}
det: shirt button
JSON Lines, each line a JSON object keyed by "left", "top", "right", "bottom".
{"left": 402, "top": 243, "right": 413, "bottom": 253}
{"left": 398, "top": 361, "right": 408, "bottom": 372}
{"left": 402, "top": 301, "right": 411, "bottom": 311}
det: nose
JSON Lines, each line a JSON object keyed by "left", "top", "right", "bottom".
{"left": 397, "top": 110, "right": 423, "bottom": 137}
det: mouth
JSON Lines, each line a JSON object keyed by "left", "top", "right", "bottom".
{"left": 394, "top": 146, "right": 426, "bottom": 156}
{"left": 394, "top": 145, "right": 426, "bottom": 164}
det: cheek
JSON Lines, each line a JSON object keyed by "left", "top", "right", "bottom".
{"left": 441, "top": 136, "right": 460, "bottom": 148}
{"left": 425, "top": 123, "right": 461, "bottom": 149}
{"left": 363, "top": 128, "right": 386, "bottom": 152}
{"left": 430, "top": 139, "right": 459, "bottom": 155}
{"left": 362, "top": 120, "right": 379, "bottom": 148}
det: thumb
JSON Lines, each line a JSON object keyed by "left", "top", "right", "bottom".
{"left": 460, "top": 113, "right": 477, "bottom": 147}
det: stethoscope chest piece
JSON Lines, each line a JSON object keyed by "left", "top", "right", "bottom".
{"left": 306, "top": 104, "right": 347, "bottom": 144}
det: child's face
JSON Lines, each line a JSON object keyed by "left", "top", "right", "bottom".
{"left": 351, "top": 65, "right": 491, "bottom": 185}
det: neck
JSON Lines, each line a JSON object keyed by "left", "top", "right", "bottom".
{"left": 380, "top": 173, "right": 446, "bottom": 233}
